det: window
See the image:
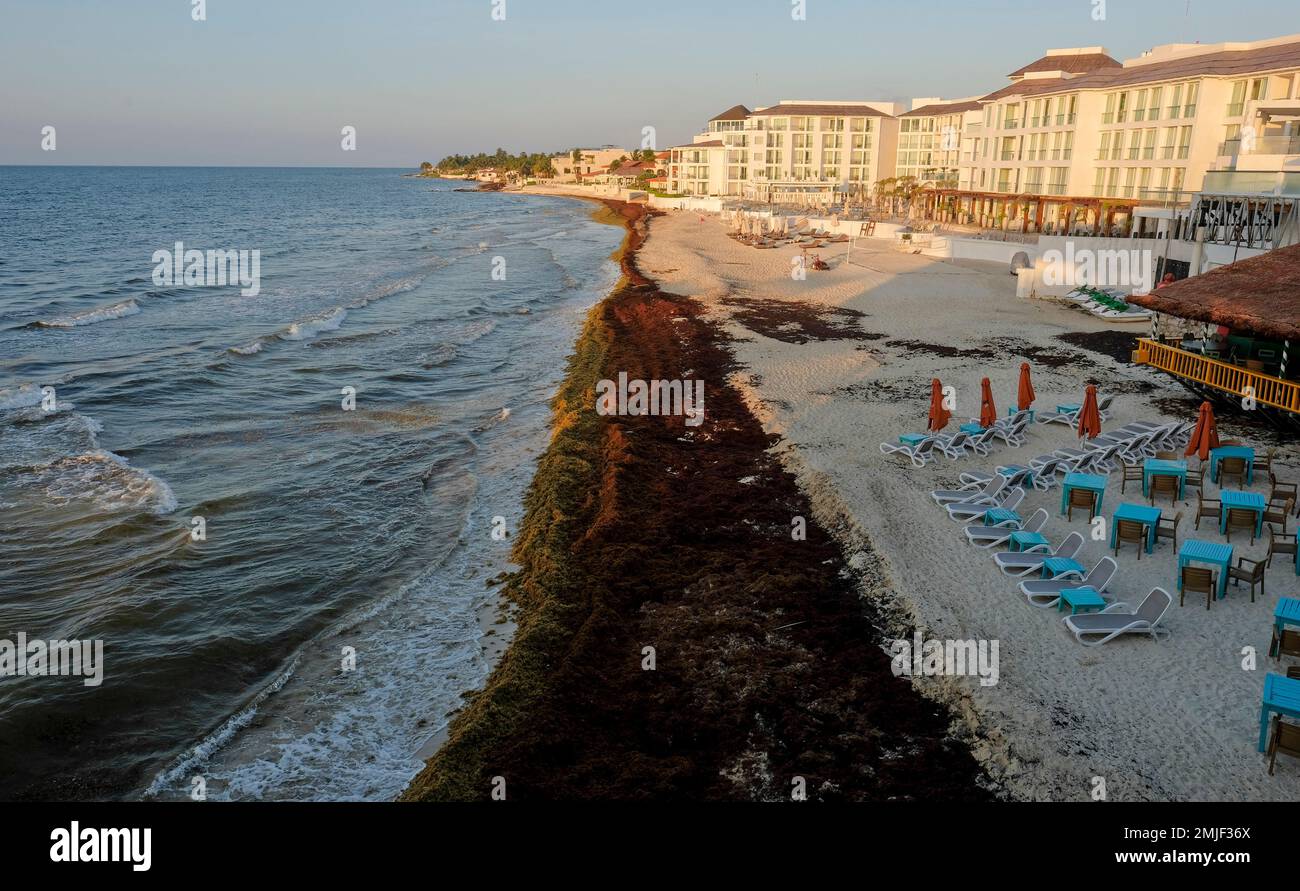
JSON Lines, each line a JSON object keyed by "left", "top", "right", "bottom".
{"left": 1106, "top": 167, "right": 1120, "bottom": 197}
{"left": 1148, "top": 87, "right": 1162, "bottom": 120}
{"left": 1228, "top": 80, "right": 1246, "bottom": 116}
{"left": 1098, "top": 131, "right": 1112, "bottom": 160}
{"left": 1167, "top": 83, "right": 1183, "bottom": 118}
{"left": 1134, "top": 89, "right": 1148, "bottom": 122}
{"left": 1177, "top": 126, "right": 1192, "bottom": 159}
{"left": 1139, "top": 167, "right": 1152, "bottom": 197}
{"left": 1250, "top": 77, "right": 1268, "bottom": 101}
{"left": 1171, "top": 168, "right": 1186, "bottom": 192}
{"left": 1103, "top": 93, "right": 1116, "bottom": 124}
{"left": 1142, "top": 128, "right": 1156, "bottom": 160}
{"left": 1123, "top": 168, "right": 1137, "bottom": 198}
{"left": 1161, "top": 127, "right": 1177, "bottom": 160}
{"left": 1004, "top": 104, "right": 1020, "bottom": 128}
{"left": 1183, "top": 82, "right": 1198, "bottom": 117}
{"left": 1063, "top": 131, "right": 1074, "bottom": 160}
{"left": 1158, "top": 167, "right": 1171, "bottom": 192}
{"left": 1116, "top": 92, "right": 1129, "bottom": 123}
{"left": 1067, "top": 95, "right": 1077, "bottom": 124}
{"left": 1093, "top": 167, "right": 1106, "bottom": 196}
{"left": 1128, "top": 130, "right": 1142, "bottom": 160}
{"left": 1048, "top": 167, "right": 1068, "bottom": 195}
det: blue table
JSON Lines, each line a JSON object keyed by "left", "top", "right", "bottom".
{"left": 960, "top": 423, "right": 986, "bottom": 435}
{"left": 1043, "top": 557, "right": 1086, "bottom": 579}
{"left": 1111, "top": 503, "right": 1161, "bottom": 553}
{"left": 1209, "top": 445, "right": 1255, "bottom": 484}
{"left": 1220, "top": 490, "right": 1266, "bottom": 536}
{"left": 1275, "top": 598, "right": 1300, "bottom": 637}
{"left": 1142, "top": 458, "right": 1187, "bottom": 499}
{"left": 1177, "top": 539, "right": 1232, "bottom": 599}
{"left": 1056, "top": 403, "right": 1081, "bottom": 414}
{"left": 984, "top": 508, "right": 1021, "bottom": 528}
{"left": 1258, "top": 673, "right": 1300, "bottom": 751}
{"left": 899, "top": 433, "right": 929, "bottom": 446}
{"left": 1059, "top": 586, "right": 1106, "bottom": 615}
{"left": 1060, "top": 472, "right": 1107, "bottom": 516}
{"left": 1010, "top": 531, "right": 1049, "bottom": 553}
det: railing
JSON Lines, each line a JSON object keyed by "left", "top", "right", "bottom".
{"left": 1134, "top": 339, "right": 1300, "bottom": 414}
{"left": 1219, "top": 136, "right": 1300, "bottom": 156}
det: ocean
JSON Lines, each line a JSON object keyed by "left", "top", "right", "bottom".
{"left": 0, "top": 167, "right": 622, "bottom": 800}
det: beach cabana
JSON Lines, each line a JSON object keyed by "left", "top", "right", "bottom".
{"left": 1129, "top": 243, "right": 1300, "bottom": 420}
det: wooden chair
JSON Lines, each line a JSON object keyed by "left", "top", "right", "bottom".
{"left": 1113, "top": 519, "right": 1147, "bottom": 560}
{"left": 1227, "top": 556, "right": 1266, "bottom": 601}
{"left": 1224, "top": 508, "right": 1258, "bottom": 545}
{"left": 1156, "top": 511, "right": 1181, "bottom": 550}
{"left": 1270, "top": 473, "right": 1299, "bottom": 518}
{"left": 1120, "top": 463, "right": 1144, "bottom": 494}
{"left": 1292, "top": 667, "right": 1300, "bottom": 680}
{"left": 1272, "top": 628, "right": 1300, "bottom": 660}
{"left": 1218, "top": 456, "right": 1248, "bottom": 489}
{"left": 1067, "top": 488, "right": 1097, "bottom": 522}
{"left": 1149, "top": 474, "right": 1179, "bottom": 507}
{"left": 1193, "top": 492, "right": 1221, "bottom": 531}
{"left": 1267, "top": 527, "right": 1298, "bottom": 569}
{"left": 1264, "top": 497, "right": 1294, "bottom": 533}
{"left": 1254, "top": 448, "right": 1274, "bottom": 478}
{"left": 1267, "top": 716, "right": 1300, "bottom": 776}
{"left": 1185, "top": 462, "right": 1206, "bottom": 492}
{"left": 1180, "top": 565, "right": 1216, "bottom": 610}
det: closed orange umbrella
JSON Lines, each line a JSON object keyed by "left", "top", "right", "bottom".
{"left": 928, "top": 378, "right": 951, "bottom": 433}
{"left": 979, "top": 378, "right": 997, "bottom": 429}
{"left": 1017, "top": 362, "right": 1035, "bottom": 411}
{"left": 1184, "top": 401, "right": 1220, "bottom": 461}
{"left": 1076, "top": 385, "right": 1102, "bottom": 440}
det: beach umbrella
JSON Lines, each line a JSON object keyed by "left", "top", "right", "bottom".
{"left": 1076, "top": 385, "right": 1102, "bottom": 440}
{"left": 979, "top": 378, "right": 997, "bottom": 428}
{"left": 928, "top": 378, "right": 951, "bottom": 433}
{"left": 1017, "top": 362, "right": 1036, "bottom": 411}
{"left": 1184, "top": 401, "right": 1220, "bottom": 461}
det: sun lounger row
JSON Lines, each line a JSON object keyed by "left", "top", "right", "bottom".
{"left": 881, "top": 412, "right": 1033, "bottom": 468}
{"left": 1035, "top": 393, "right": 1116, "bottom": 427}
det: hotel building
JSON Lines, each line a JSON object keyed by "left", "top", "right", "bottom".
{"left": 666, "top": 32, "right": 1300, "bottom": 237}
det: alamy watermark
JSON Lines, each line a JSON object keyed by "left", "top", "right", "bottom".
{"left": 152, "top": 241, "right": 261, "bottom": 296}
{"left": 1, "top": 632, "right": 104, "bottom": 687}
{"left": 595, "top": 371, "right": 704, "bottom": 427}
{"left": 889, "top": 632, "right": 999, "bottom": 686}
{"left": 1041, "top": 242, "right": 1155, "bottom": 295}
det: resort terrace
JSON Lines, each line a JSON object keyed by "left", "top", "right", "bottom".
{"left": 1130, "top": 242, "right": 1300, "bottom": 418}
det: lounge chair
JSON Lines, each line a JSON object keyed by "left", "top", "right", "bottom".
{"left": 935, "top": 430, "right": 972, "bottom": 460}
{"left": 931, "top": 475, "right": 1007, "bottom": 507}
{"left": 945, "top": 487, "right": 1025, "bottom": 522}
{"left": 880, "top": 435, "right": 938, "bottom": 468}
{"left": 1062, "top": 587, "right": 1173, "bottom": 646}
{"left": 993, "top": 531, "right": 1085, "bottom": 576}
{"left": 965, "top": 507, "right": 1048, "bottom": 549}
{"left": 955, "top": 465, "right": 1034, "bottom": 492}
{"left": 966, "top": 427, "right": 1000, "bottom": 457}
{"left": 1035, "top": 406, "right": 1079, "bottom": 427}
{"left": 1026, "top": 457, "right": 1065, "bottom": 489}
{"left": 992, "top": 417, "right": 1030, "bottom": 448}
{"left": 1019, "top": 557, "right": 1117, "bottom": 608}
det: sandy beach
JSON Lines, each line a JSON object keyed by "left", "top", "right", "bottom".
{"left": 634, "top": 204, "right": 1300, "bottom": 801}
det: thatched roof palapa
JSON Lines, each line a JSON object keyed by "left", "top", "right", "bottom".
{"left": 1127, "top": 242, "right": 1300, "bottom": 342}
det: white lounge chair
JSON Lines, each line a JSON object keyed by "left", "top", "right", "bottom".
{"left": 935, "top": 430, "right": 972, "bottom": 460}
{"left": 946, "top": 487, "right": 1024, "bottom": 522}
{"left": 993, "top": 417, "right": 1030, "bottom": 448}
{"left": 1063, "top": 587, "right": 1173, "bottom": 646}
{"left": 955, "top": 465, "right": 1034, "bottom": 491}
{"left": 992, "top": 531, "right": 1085, "bottom": 576}
{"left": 931, "top": 475, "right": 1007, "bottom": 507}
{"left": 967, "top": 427, "right": 1000, "bottom": 457}
{"left": 964, "top": 507, "right": 1048, "bottom": 549}
{"left": 1035, "top": 406, "right": 1079, "bottom": 427}
{"left": 880, "top": 436, "right": 938, "bottom": 468}
{"left": 1019, "top": 557, "right": 1118, "bottom": 609}
{"left": 1026, "top": 457, "right": 1064, "bottom": 489}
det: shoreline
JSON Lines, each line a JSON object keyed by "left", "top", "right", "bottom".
{"left": 400, "top": 195, "right": 992, "bottom": 801}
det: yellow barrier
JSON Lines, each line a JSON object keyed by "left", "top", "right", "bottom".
{"left": 1134, "top": 338, "right": 1300, "bottom": 414}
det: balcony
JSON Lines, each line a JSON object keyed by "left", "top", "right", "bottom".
{"left": 1219, "top": 135, "right": 1300, "bottom": 157}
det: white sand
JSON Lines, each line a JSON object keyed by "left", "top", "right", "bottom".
{"left": 640, "top": 207, "right": 1300, "bottom": 801}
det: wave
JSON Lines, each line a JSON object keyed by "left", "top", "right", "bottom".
{"left": 0, "top": 383, "right": 46, "bottom": 411}
{"left": 35, "top": 299, "right": 141, "bottom": 329}
{"left": 281, "top": 307, "right": 347, "bottom": 342}
{"left": 228, "top": 340, "right": 266, "bottom": 356}
{"left": 14, "top": 449, "right": 178, "bottom": 516}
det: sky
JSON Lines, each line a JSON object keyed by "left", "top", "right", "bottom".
{"left": 1, "top": 0, "right": 1297, "bottom": 167}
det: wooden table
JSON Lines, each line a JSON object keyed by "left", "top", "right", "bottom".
{"left": 1142, "top": 458, "right": 1187, "bottom": 499}
{"left": 1258, "top": 673, "right": 1300, "bottom": 752}
{"left": 1111, "top": 503, "right": 1161, "bottom": 553}
{"left": 1177, "top": 539, "right": 1232, "bottom": 599}
{"left": 1209, "top": 445, "right": 1255, "bottom": 484}
{"left": 1219, "top": 490, "right": 1266, "bottom": 537}
{"left": 1060, "top": 472, "right": 1107, "bottom": 517}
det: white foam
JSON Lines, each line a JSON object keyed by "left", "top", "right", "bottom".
{"left": 0, "top": 383, "right": 45, "bottom": 411}
{"left": 229, "top": 340, "right": 266, "bottom": 356}
{"left": 281, "top": 307, "right": 347, "bottom": 341}
{"left": 18, "top": 449, "right": 179, "bottom": 516}
{"left": 39, "top": 299, "right": 141, "bottom": 328}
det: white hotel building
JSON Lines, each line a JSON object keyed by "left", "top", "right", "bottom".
{"left": 666, "top": 32, "right": 1300, "bottom": 236}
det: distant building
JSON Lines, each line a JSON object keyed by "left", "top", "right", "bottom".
{"left": 548, "top": 147, "right": 632, "bottom": 182}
